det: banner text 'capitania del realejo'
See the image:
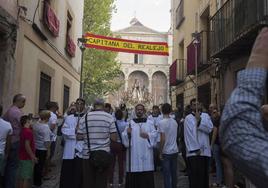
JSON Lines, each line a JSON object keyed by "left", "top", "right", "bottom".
{"left": 84, "top": 33, "right": 169, "bottom": 56}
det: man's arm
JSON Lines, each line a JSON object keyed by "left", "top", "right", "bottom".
{"left": 184, "top": 116, "right": 200, "bottom": 154}
{"left": 25, "top": 140, "right": 38, "bottom": 163}
{"left": 110, "top": 132, "right": 117, "bottom": 142}
{"left": 121, "top": 126, "right": 131, "bottom": 148}
{"left": 61, "top": 122, "right": 76, "bottom": 139}
{"left": 159, "top": 132, "right": 165, "bottom": 159}
{"left": 49, "top": 114, "right": 57, "bottom": 131}
{"left": 110, "top": 121, "right": 117, "bottom": 142}
{"left": 220, "top": 69, "right": 268, "bottom": 187}
{"left": 198, "top": 114, "right": 213, "bottom": 134}
{"left": 220, "top": 28, "right": 268, "bottom": 187}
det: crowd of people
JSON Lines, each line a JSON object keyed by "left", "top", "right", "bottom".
{"left": 0, "top": 94, "right": 240, "bottom": 188}
{"left": 1, "top": 28, "right": 268, "bottom": 188}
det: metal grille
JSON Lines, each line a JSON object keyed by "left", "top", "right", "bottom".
{"left": 210, "top": 0, "right": 268, "bottom": 57}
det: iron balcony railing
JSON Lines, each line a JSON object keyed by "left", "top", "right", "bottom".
{"left": 210, "top": 0, "right": 268, "bottom": 57}
{"left": 176, "top": 0, "right": 184, "bottom": 28}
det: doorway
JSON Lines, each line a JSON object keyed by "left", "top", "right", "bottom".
{"left": 198, "top": 82, "right": 211, "bottom": 111}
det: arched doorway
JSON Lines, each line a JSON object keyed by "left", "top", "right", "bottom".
{"left": 127, "top": 71, "right": 150, "bottom": 106}
{"left": 152, "top": 71, "right": 168, "bottom": 105}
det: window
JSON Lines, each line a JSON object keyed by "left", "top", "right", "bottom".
{"left": 139, "top": 54, "right": 143, "bottom": 64}
{"left": 134, "top": 54, "right": 143, "bottom": 64}
{"left": 134, "top": 54, "right": 138, "bottom": 64}
{"left": 176, "top": 0, "right": 184, "bottom": 28}
{"left": 63, "top": 85, "right": 70, "bottom": 113}
{"left": 39, "top": 72, "right": 51, "bottom": 112}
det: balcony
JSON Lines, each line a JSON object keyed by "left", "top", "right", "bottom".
{"left": 170, "top": 59, "right": 186, "bottom": 86}
{"left": 199, "top": 0, "right": 210, "bottom": 17}
{"left": 187, "top": 31, "right": 210, "bottom": 75}
{"left": 210, "top": 0, "right": 268, "bottom": 58}
{"left": 176, "top": 0, "right": 184, "bottom": 28}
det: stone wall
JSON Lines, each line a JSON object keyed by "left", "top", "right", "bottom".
{"left": 0, "top": 7, "right": 17, "bottom": 111}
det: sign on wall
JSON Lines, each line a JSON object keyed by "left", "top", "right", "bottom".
{"left": 84, "top": 33, "right": 169, "bottom": 56}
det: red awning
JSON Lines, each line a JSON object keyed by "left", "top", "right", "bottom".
{"left": 169, "top": 60, "right": 177, "bottom": 86}
{"left": 66, "top": 35, "right": 76, "bottom": 57}
{"left": 187, "top": 41, "right": 200, "bottom": 75}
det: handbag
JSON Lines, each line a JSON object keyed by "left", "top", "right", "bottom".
{"left": 85, "top": 113, "right": 113, "bottom": 171}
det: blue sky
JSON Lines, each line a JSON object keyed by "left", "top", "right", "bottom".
{"left": 111, "top": 0, "right": 171, "bottom": 32}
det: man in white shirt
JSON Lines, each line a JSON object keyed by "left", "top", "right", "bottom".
{"left": 60, "top": 98, "right": 86, "bottom": 188}
{"left": 122, "top": 104, "right": 157, "bottom": 188}
{"left": 159, "top": 103, "right": 178, "bottom": 188}
{"left": 184, "top": 99, "right": 213, "bottom": 188}
{"left": 0, "top": 105, "right": 13, "bottom": 185}
{"left": 46, "top": 101, "right": 59, "bottom": 161}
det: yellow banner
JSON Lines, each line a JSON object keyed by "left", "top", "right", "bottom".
{"left": 84, "top": 33, "right": 169, "bottom": 56}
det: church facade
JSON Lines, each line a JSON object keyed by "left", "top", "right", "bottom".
{"left": 107, "top": 18, "right": 171, "bottom": 108}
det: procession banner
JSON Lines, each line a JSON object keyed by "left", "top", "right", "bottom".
{"left": 84, "top": 33, "right": 169, "bottom": 56}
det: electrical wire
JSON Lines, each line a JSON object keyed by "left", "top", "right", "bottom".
{"left": 33, "top": 0, "right": 41, "bottom": 23}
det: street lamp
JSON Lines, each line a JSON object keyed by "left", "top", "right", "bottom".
{"left": 192, "top": 31, "right": 200, "bottom": 113}
{"left": 77, "top": 37, "right": 86, "bottom": 98}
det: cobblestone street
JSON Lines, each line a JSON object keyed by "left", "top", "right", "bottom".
{"left": 41, "top": 138, "right": 189, "bottom": 188}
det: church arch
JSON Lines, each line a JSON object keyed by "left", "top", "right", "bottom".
{"left": 128, "top": 70, "right": 149, "bottom": 91}
{"left": 152, "top": 71, "right": 168, "bottom": 105}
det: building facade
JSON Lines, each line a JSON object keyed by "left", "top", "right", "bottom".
{"left": 210, "top": 0, "right": 268, "bottom": 104}
{"left": 0, "top": 0, "right": 84, "bottom": 114}
{"left": 107, "top": 18, "right": 170, "bottom": 108}
{"left": 171, "top": 0, "right": 267, "bottom": 111}
{"left": 170, "top": 0, "right": 215, "bottom": 111}
{"left": 0, "top": 0, "right": 18, "bottom": 112}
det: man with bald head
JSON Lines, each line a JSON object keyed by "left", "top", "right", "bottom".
{"left": 3, "top": 94, "right": 26, "bottom": 188}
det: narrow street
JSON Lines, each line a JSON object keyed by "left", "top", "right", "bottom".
{"left": 41, "top": 138, "right": 189, "bottom": 188}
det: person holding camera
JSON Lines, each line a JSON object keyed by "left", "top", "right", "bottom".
{"left": 220, "top": 28, "right": 268, "bottom": 188}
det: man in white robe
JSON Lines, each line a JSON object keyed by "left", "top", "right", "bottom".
{"left": 122, "top": 104, "right": 157, "bottom": 188}
{"left": 59, "top": 98, "right": 86, "bottom": 188}
{"left": 184, "top": 99, "right": 213, "bottom": 188}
